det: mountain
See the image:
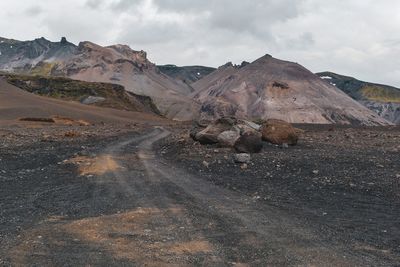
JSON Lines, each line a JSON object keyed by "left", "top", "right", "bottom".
{"left": 0, "top": 36, "right": 394, "bottom": 125}
{"left": 158, "top": 65, "right": 216, "bottom": 85}
{"left": 0, "top": 37, "right": 197, "bottom": 120}
{"left": 192, "top": 55, "right": 390, "bottom": 126}
{"left": 317, "top": 72, "right": 400, "bottom": 124}
{"left": 0, "top": 77, "right": 164, "bottom": 125}
{"left": 2, "top": 73, "right": 160, "bottom": 115}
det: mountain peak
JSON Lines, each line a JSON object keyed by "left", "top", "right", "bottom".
{"left": 34, "top": 37, "right": 50, "bottom": 43}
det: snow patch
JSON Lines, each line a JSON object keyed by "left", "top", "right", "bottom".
{"left": 320, "top": 76, "right": 332, "bottom": 80}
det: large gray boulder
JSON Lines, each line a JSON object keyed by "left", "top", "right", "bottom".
{"left": 217, "top": 130, "right": 240, "bottom": 147}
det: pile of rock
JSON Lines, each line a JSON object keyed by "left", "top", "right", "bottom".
{"left": 191, "top": 117, "right": 300, "bottom": 154}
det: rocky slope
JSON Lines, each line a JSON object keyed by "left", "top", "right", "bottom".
{"left": 158, "top": 65, "right": 216, "bottom": 85}
{"left": 0, "top": 78, "right": 164, "bottom": 125}
{"left": 0, "top": 37, "right": 197, "bottom": 120}
{"left": 192, "top": 55, "right": 390, "bottom": 126}
{"left": 317, "top": 72, "right": 400, "bottom": 124}
{"left": 2, "top": 74, "right": 160, "bottom": 114}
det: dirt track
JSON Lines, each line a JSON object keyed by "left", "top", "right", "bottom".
{"left": 0, "top": 125, "right": 399, "bottom": 266}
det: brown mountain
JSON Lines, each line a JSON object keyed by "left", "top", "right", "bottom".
{"left": 0, "top": 36, "right": 393, "bottom": 125}
{"left": 3, "top": 73, "right": 161, "bottom": 115}
{"left": 0, "top": 37, "right": 197, "bottom": 121}
{"left": 192, "top": 55, "right": 390, "bottom": 125}
{"left": 0, "top": 77, "right": 164, "bottom": 125}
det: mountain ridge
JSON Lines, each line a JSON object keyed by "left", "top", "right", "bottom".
{"left": 317, "top": 71, "right": 400, "bottom": 124}
{"left": 0, "top": 36, "right": 198, "bottom": 121}
{"left": 0, "top": 36, "right": 394, "bottom": 125}
{"left": 192, "top": 55, "right": 390, "bottom": 125}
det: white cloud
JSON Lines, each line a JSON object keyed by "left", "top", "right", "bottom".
{"left": 0, "top": 0, "right": 399, "bottom": 86}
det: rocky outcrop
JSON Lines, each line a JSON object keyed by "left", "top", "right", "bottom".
{"left": 361, "top": 101, "right": 400, "bottom": 124}
{"left": 191, "top": 117, "right": 265, "bottom": 153}
{"left": 4, "top": 74, "right": 161, "bottom": 114}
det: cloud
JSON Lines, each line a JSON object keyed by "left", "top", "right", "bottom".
{"left": 110, "top": 0, "right": 143, "bottom": 12}
{"left": 24, "top": 5, "right": 44, "bottom": 16}
{"left": 85, "top": 0, "right": 105, "bottom": 9}
{"left": 0, "top": 0, "right": 399, "bottom": 86}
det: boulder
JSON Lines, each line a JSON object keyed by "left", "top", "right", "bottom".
{"left": 260, "top": 119, "right": 298, "bottom": 145}
{"left": 217, "top": 130, "right": 240, "bottom": 147}
{"left": 234, "top": 153, "right": 251, "bottom": 164}
{"left": 194, "top": 117, "right": 237, "bottom": 144}
{"left": 234, "top": 132, "right": 263, "bottom": 153}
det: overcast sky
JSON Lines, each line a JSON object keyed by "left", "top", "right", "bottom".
{"left": 1, "top": 0, "right": 400, "bottom": 86}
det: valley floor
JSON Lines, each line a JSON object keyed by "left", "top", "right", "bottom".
{"left": 0, "top": 123, "right": 399, "bottom": 266}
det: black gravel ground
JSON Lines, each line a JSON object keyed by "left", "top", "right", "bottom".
{"left": 0, "top": 124, "right": 399, "bottom": 266}
{"left": 159, "top": 124, "right": 400, "bottom": 265}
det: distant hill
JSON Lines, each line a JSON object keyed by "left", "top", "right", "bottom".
{"left": 2, "top": 74, "right": 161, "bottom": 115}
{"left": 0, "top": 37, "right": 197, "bottom": 120}
{"left": 191, "top": 55, "right": 390, "bottom": 125}
{"left": 0, "top": 77, "right": 164, "bottom": 125}
{"left": 157, "top": 65, "right": 216, "bottom": 85}
{"left": 317, "top": 72, "right": 400, "bottom": 124}
{"left": 0, "top": 36, "right": 395, "bottom": 125}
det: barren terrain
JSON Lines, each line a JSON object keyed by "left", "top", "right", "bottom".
{"left": 0, "top": 121, "right": 399, "bottom": 266}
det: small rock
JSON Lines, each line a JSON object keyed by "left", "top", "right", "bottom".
{"left": 81, "top": 96, "right": 106, "bottom": 105}
{"left": 281, "top": 143, "right": 289, "bottom": 149}
{"left": 312, "top": 170, "right": 319, "bottom": 175}
{"left": 202, "top": 161, "right": 209, "bottom": 168}
{"left": 396, "top": 174, "right": 400, "bottom": 178}
{"left": 240, "top": 163, "right": 248, "bottom": 170}
{"left": 234, "top": 153, "right": 251, "bottom": 164}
